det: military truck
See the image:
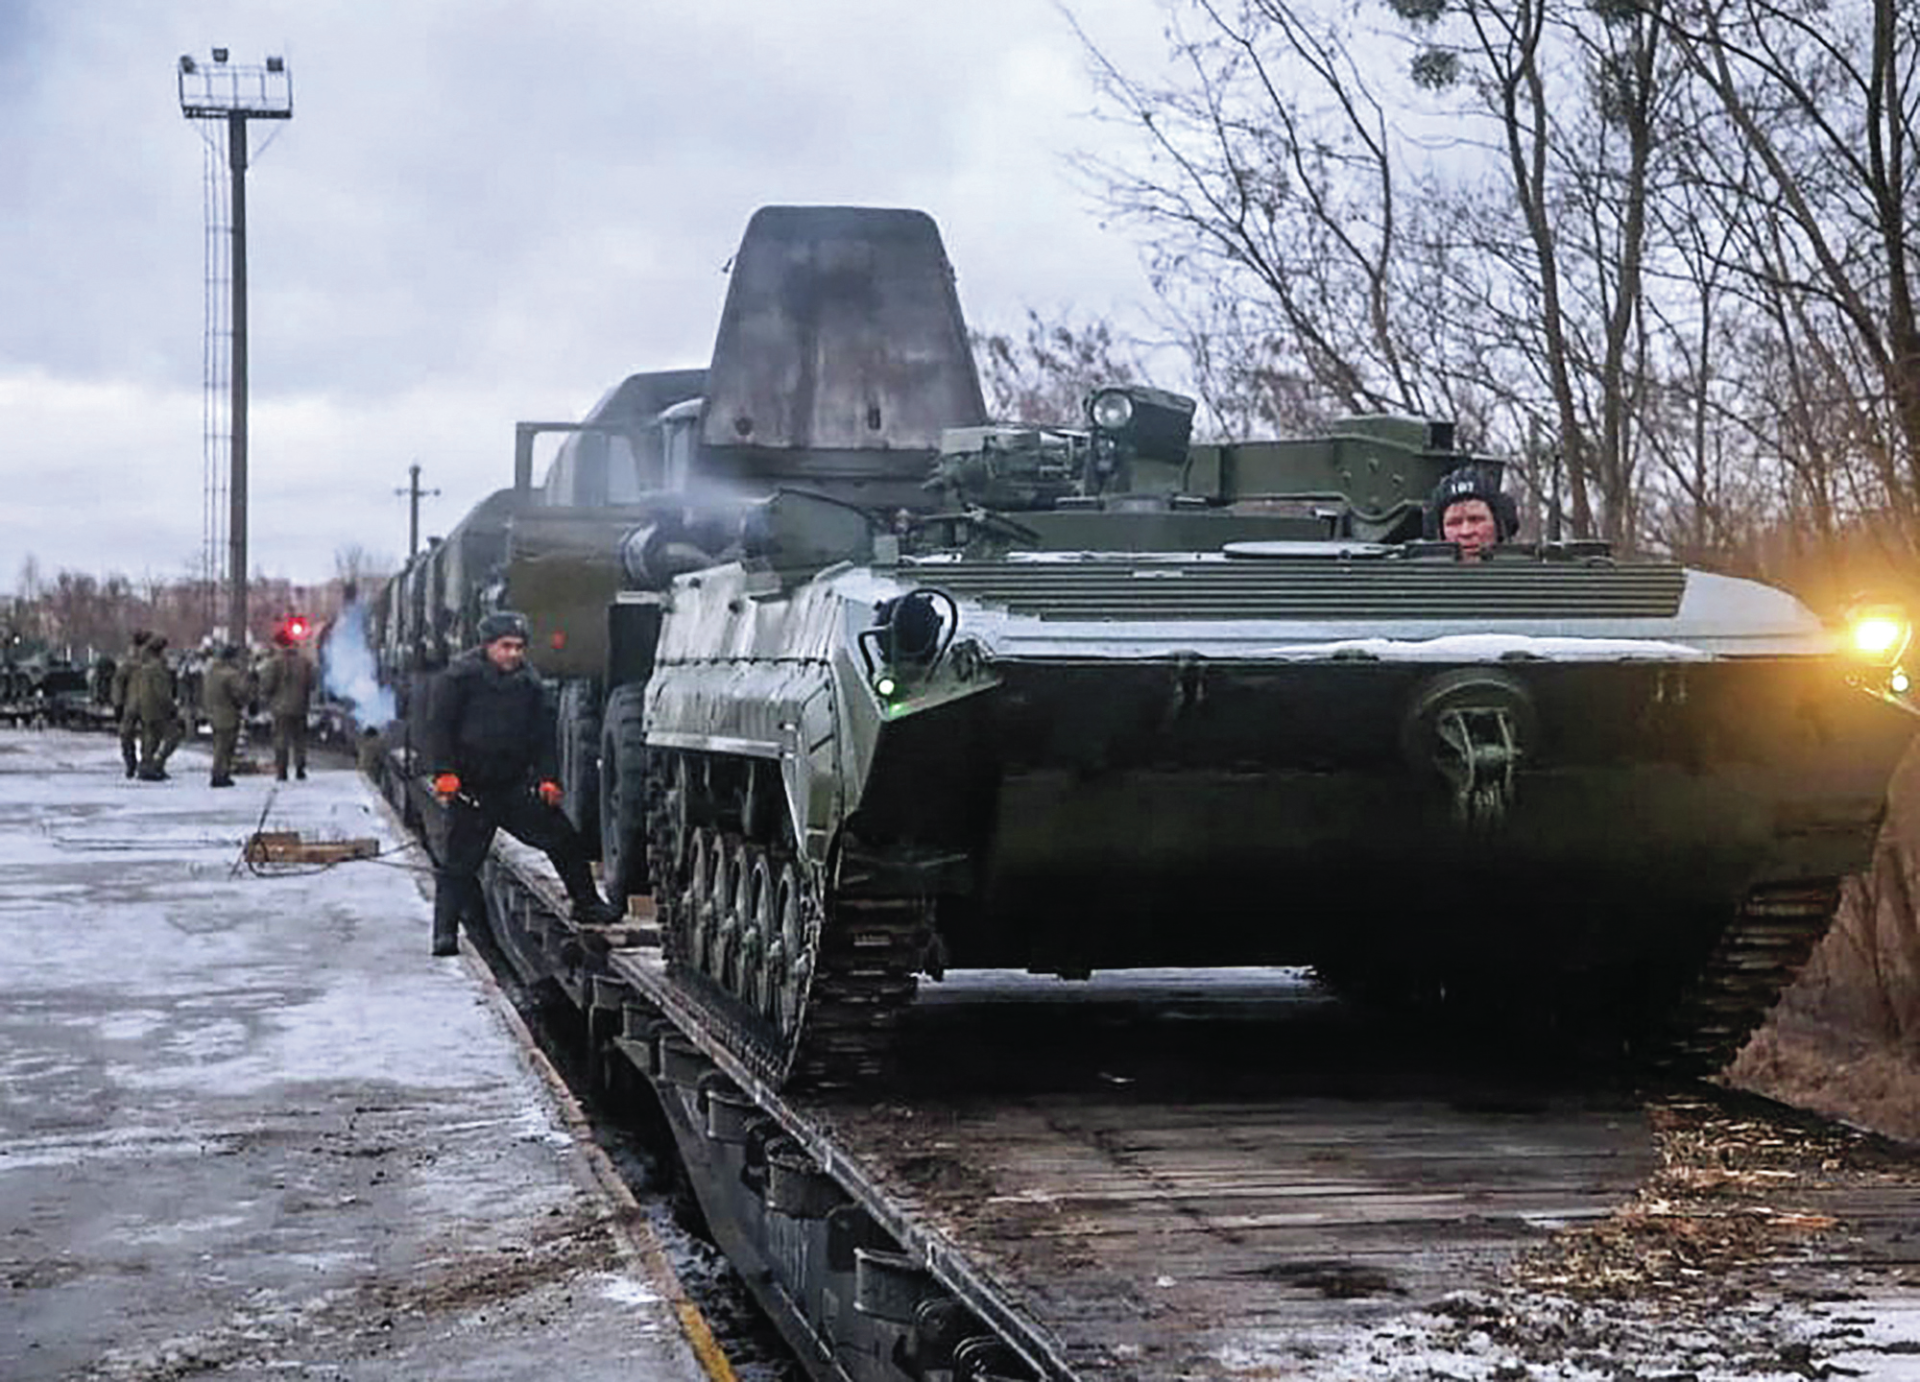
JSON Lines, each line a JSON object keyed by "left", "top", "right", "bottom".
{"left": 371, "top": 206, "right": 987, "bottom": 888}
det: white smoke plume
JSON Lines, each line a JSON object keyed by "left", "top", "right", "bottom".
{"left": 322, "top": 601, "right": 398, "bottom": 727}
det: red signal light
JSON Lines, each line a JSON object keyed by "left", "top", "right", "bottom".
{"left": 283, "top": 615, "right": 310, "bottom": 641}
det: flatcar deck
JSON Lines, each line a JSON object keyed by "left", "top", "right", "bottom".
{"left": 452, "top": 792, "right": 1920, "bottom": 1380}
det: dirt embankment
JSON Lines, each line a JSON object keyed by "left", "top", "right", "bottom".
{"left": 1730, "top": 745, "right": 1920, "bottom": 1144}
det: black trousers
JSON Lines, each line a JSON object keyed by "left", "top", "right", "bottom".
{"left": 435, "top": 787, "right": 598, "bottom": 923}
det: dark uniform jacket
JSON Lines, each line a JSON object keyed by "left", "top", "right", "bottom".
{"left": 426, "top": 649, "right": 558, "bottom": 792}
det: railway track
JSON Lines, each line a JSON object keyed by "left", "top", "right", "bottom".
{"left": 381, "top": 762, "right": 1920, "bottom": 1380}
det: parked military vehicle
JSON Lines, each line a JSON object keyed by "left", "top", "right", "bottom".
{"left": 630, "top": 389, "right": 1920, "bottom": 1090}
{"left": 375, "top": 204, "right": 1917, "bottom": 1093}
{"left": 0, "top": 651, "right": 107, "bottom": 729}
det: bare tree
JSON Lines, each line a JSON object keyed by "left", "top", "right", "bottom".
{"left": 1064, "top": 0, "right": 1689, "bottom": 542}
{"left": 1664, "top": 0, "right": 1920, "bottom": 580}
{"left": 972, "top": 309, "right": 1147, "bottom": 425}
{"left": 1063, "top": 1, "right": 1462, "bottom": 428}
{"left": 333, "top": 543, "right": 395, "bottom": 599}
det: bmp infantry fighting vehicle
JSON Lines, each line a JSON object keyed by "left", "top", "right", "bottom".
{"left": 380, "top": 204, "right": 1917, "bottom": 1092}
{"left": 635, "top": 390, "right": 1920, "bottom": 1090}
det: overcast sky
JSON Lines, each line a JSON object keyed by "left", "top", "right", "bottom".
{"left": 1, "top": 1, "right": 1171, "bottom": 593}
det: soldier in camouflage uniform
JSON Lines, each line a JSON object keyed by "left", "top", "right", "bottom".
{"left": 202, "top": 644, "right": 251, "bottom": 787}
{"left": 259, "top": 629, "right": 317, "bottom": 781}
{"left": 133, "top": 635, "right": 184, "bottom": 781}
{"left": 111, "top": 631, "right": 150, "bottom": 779}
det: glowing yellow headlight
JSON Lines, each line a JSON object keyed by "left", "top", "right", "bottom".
{"left": 1846, "top": 603, "right": 1912, "bottom": 664}
{"left": 1853, "top": 617, "right": 1906, "bottom": 656}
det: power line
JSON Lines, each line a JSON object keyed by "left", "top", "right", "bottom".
{"left": 394, "top": 462, "right": 442, "bottom": 561}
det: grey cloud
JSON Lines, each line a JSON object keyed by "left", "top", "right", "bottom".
{"left": 4, "top": 1, "right": 1170, "bottom": 585}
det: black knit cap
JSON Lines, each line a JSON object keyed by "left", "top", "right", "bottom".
{"left": 477, "top": 610, "right": 530, "bottom": 645}
{"left": 1425, "top": 465, "right": 1519, "bottom": 540}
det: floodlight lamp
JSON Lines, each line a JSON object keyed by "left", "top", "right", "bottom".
{"left": 179, "top": 54, "right": 196, "bottom": 74}
{"left": 266, "top": 56, "right": 284, "bottom": 72}
{"left": 1087, "top": 388, "right": 1134, "bottom": 432}
{"left": 212, "top": 47, "right": 229, "bottom": 63}
{"left": 1084, "top": 385, "right": 1198, "bottom": 465}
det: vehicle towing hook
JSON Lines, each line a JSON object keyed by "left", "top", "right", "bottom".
{"left": 1435, "top": 706, "right": 1520, "bottom": 831}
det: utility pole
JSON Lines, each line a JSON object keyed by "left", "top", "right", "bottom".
{"left": 178, "top": 48, "right": 292, "bottom": 645}
{"left": 395, "top": 462, "right": 441, "bottom": 561}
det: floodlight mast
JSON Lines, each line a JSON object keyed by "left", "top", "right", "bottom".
{"left": 177, "top": 50, "right": 292, "bottom": 646}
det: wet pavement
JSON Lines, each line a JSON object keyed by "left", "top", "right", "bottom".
{"left": 0, "top": 728, "right": 711, "bottom": 1381}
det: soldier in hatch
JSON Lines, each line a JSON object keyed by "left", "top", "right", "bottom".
{"left": 1427, "top": 466, "right": 1519, "bottom": 561}
{"left": 425, "top": 611, "right": 621, "bottom": 957}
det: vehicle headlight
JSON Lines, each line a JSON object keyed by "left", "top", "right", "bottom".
{"left": 1087, "top": 388, "right": 1135, "bottom": 432}
{"left": 1846, "top": 602, "right": 1912, "bottom": 664}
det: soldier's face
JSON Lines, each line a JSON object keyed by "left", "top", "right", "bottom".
{"left": 485, "top": 636, "right": 527, "bottom": 672}
{"left": 1442, "top": 499, "right": 1499, "bottom": 559}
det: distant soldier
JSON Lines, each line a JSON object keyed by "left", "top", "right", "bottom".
{"left": 426, "top": 610, "right": 620, "bottom": 956}
{"left": 91, "top": 655, "right": 116, "bottom": 709}
{"left": 132, "top": 635, "right": 184, "bottom": 781}
{"left": 259, "top": 629, "right": 317, "bottom": 781}
{"left": 202, "top": 644, "right": 250, "bottom": 788}
{"left": 111, "top": 631, "right": 150, "bottom": 779}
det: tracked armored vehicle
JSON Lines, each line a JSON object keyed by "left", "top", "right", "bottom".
{"left": 636, "top": 390, "right": 1920, "bottom": 1090}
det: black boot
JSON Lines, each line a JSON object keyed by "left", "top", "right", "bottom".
{"left": 560, "top": 856, "right": 623, "bottom": 925}
{"left": 556, "top": 848, "right": 622, "bottom": 921}
{"left": 431, "top": 888, "right": 461, "bottom": 957}
{"left": 571, "top": 894, "right": 625, "bottom": 926}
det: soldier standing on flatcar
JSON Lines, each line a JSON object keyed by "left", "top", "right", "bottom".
{"left": 203, "top": 644, "right": 250, "bottom": 788}
{"left": 259, "top": 629, "right": 317, "bottom": 781}
{"left": 425, "top": 610, "right": 621, "bottom": 957}
{"left": 112, "top": 631, "right": 150, "bottom": 779}
{"left": 132, "top": 635, "right": 184, "bottom": 781}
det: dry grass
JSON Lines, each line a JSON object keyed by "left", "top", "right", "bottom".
{"left": 1727, "top": 743, "right": 1920, "bottom": 1145}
